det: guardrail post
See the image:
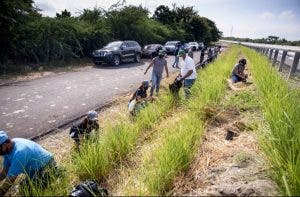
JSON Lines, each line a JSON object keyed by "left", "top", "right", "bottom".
{"left": 269, "top": 49, "right": 273, "bottom": 59}
{"left": 265, "top": 48, "right": 269, "bottom": 55}
{"left": 289, "top": 52, "right": 300, "bottom": 78}
{"left": 272, "top": 50, "right": 279, "bottom": 66}
{"left": 279, "top": 50, "right": 287, "bottom": 71}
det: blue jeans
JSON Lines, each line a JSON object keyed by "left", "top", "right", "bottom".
{"left": 184, "top": 79, "right": 195, "bottom": 99}
{"left": 172, "top": 56, "right": 179, "bottom": 68}
{"left": 150, "top": 72, "right": 162, "bottom": 96}
{"left": 231, "top": 74, "right": 242, "bottom": 83}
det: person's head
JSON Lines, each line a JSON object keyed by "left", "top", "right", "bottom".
{"left": 141, "top": 81, "right": 149, "bottom": 90}
{"left": 0, "top": 130, "right": 14, "bottom": 155}
{"left": 86, "top": 111, "right": 98, "bottom": 123}
{"left": 239, "top": 58, "right": 247, "bottom": 66}
{"left": 177, "top": 49, "right": 186, "bottom": 59}
{"left": 158, "top": 50, "right": 164, "bottom": 59}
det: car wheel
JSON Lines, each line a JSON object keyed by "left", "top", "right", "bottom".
{"left": 94, "top": 62, "right": 102, "bottom": 66}
{"left": 134, "top": 53, "right": 141, "bottom": 63}
{"left": 111, "top": 55, "right": 121, "bottom": 66}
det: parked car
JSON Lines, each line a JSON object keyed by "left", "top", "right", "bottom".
{"left": 181, "top": 43, "right": 190, "bottom": 53}
{"left": 198, "top": 42, "right": 205, "bottom": 50}
{"left": 188, "top": 42, "right": 199, "bottom": 51}
{"left": 92, "top": 41, "right": 142, "bottom": 66}
{"left": 164, "top": 41, "right": 181, "bottom": 55}
{"left": 142, "top": 44, "right": 165, "bottom": 58}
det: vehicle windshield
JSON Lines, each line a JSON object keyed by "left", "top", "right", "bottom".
{"left": 165, "top": 42, "right": 177, "bottom": 46}
{"left": 145, "top": 45, "right": 157, "bottom": 50}
{"left": 105, "top": 41, "right": 122, "bottom": 48}
{"left": 189, "top": 42, "right": 197, "bottom": 45}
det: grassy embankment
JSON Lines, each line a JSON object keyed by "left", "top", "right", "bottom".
{"left": 243, "top": 47, "right": 300, "bottom": 196}
{"left": 116, "top": 46, "right": 239, "bottom": 195}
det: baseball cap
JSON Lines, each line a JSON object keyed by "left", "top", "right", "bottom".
{"left": 0, "top": 130, "right": 8, "bottom": 145}
{"left": 87, "top": 111, "right": 98, "bottom": 121}
{"left": 177, "top": 50, "right": 186, "bottom": 57}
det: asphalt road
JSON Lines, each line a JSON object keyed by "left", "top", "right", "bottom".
{"left": 1, "top": 53, "right": 200, "bottom": 138}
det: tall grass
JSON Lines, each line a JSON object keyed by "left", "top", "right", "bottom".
{"left": 141, "top": 47, "right": 240, "bottom": 194}
{"left": 242, "top": 46, "right": 300, "bottom": 195}
{"left": 72, "top": 92, "right": 179, "bottom": 181}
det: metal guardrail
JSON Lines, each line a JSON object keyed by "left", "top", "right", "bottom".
{"left": 246, "top": 45, "right": 300, "bottom": 78}
{"left": 219, "top": 40, "right": 300, "bottom": 78}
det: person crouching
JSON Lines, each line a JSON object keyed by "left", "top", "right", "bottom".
{"left": 69, "top": 110, "right": 99, "bottom": 148}
{"left": 128, "top": 81, "right": 149, "bottom": 116}
{"left": 231, "top": 58, "right": 248, "bottom": 83}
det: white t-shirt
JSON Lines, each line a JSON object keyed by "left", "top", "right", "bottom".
{"left": 181, "top": 56, "right": 197, "bottom": 79}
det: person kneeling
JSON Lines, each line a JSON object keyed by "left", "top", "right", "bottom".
{"left": 69, "top": 110, "right": 99, "bottom": 148}
{"left": 0, "top": 130, "right": 58, "bottom": 196}
{"left": 128, "top": 81, "right": 149, "bottom": 116}
{"left": 231, "top": 58, "right": 248, "bottom": 83}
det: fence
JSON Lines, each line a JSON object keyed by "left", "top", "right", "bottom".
{"left": 248, "top": 46, "right": 299, "bottom": 78}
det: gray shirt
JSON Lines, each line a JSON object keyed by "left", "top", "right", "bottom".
{"left": 152, "top": 57, "right": 167, "bottom": 77}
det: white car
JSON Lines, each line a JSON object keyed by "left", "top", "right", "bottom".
{"left": 188, "top": 42, "right": 199, "bottom": 51}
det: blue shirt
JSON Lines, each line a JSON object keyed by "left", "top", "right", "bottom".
{"left": 3, "top": 138, "right": 53, "bottom": 178}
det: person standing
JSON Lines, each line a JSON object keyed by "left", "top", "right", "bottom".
{"left": 199, "top": 48, "right": 205, "bottom": 64}
{"left": 172, "top": 43, "right": 181, "bottom": 68}
{"left": 144, "top": 50, "right": 169, "bottom": 96}
{"left": 0, "top": 130, "right": 57, "bottom": 195}
{"left": 177, "top": 50, "right": 197, "bottom": 99}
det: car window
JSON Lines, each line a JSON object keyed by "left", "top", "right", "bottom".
{"left": 128, "top": 42, "right": 135, "bottom": 47}
{"left": 122, "top": 42, "right": 129, "bottom": 48}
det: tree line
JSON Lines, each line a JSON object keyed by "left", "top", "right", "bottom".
{"left": 0, "top": 0, "right": 222, "bottom": 74}
{"left": 223, "top": 36, "right": 300, "bottom": 46}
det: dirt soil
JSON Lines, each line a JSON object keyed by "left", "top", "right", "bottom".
{"left": 0, "top": 60, "right": 92, "bottom": 86}
{"left": 172, "top": 74, "right": 278, "bottom": 196}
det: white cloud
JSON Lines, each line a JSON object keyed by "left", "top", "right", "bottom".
{"left": 260, "top": 11, "right": 275, "bottom": 20}
{"left": 278, "top": 10, "right": 294, "bottom": 20}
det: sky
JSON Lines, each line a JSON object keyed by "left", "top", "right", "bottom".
{"left": 34, "top": 0, "right": 300, "bottom": 41}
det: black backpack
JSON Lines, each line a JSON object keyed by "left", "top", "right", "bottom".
{"left": 70, "top": 181, "right": 108, "bottom": 197}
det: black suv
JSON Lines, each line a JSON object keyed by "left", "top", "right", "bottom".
{"left": 92, "top": 41, "right": 142, "bottom": 66}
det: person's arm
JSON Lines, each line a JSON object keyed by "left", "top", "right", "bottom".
{"left": 164, "top": 62, "right": 169, "bottom": 78}
{"left": 0, "top": 176, "right": 17, "bottom": 196}
{"left": 129, "top": 91, "right": 137, "bottom": 103}
{"left": 0, "top": 168, "right": 8, "bottom": 182}
{"left": 144, "top": 59, "right": 154, "bottom": 75}
{"left": 180, "top": 70, "right": 193, "bottom": 81}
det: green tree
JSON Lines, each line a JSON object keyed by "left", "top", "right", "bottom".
{"left": 56, "top": 9, "right": 71, "bottom": 18}
{"left": 0, "top": 0, "right": 37, "bottom": 63}
{"left": 153, "top": 5, "right": 175, "bottom": 25}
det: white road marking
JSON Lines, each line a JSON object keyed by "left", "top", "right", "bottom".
{"left": 66, "top": 86, "right": 71, "bottom": 90}
{"left": 13, "top": 110, "right": 25, "bottom": 114}
{"left": 63, "top": 106, "right": 69, "bottom": 109}
{"left": 81, "top": 103, "right": 86, "bottom": 106}
{"left": 50, "top": 104, "right": 56, "bottom": 107}
{"left": 14, "top": 98, "right": 25, "bottom": 101}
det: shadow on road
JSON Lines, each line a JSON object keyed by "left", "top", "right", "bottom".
{"left": 93, "top": 59, "right": 150, "bottom": 70}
